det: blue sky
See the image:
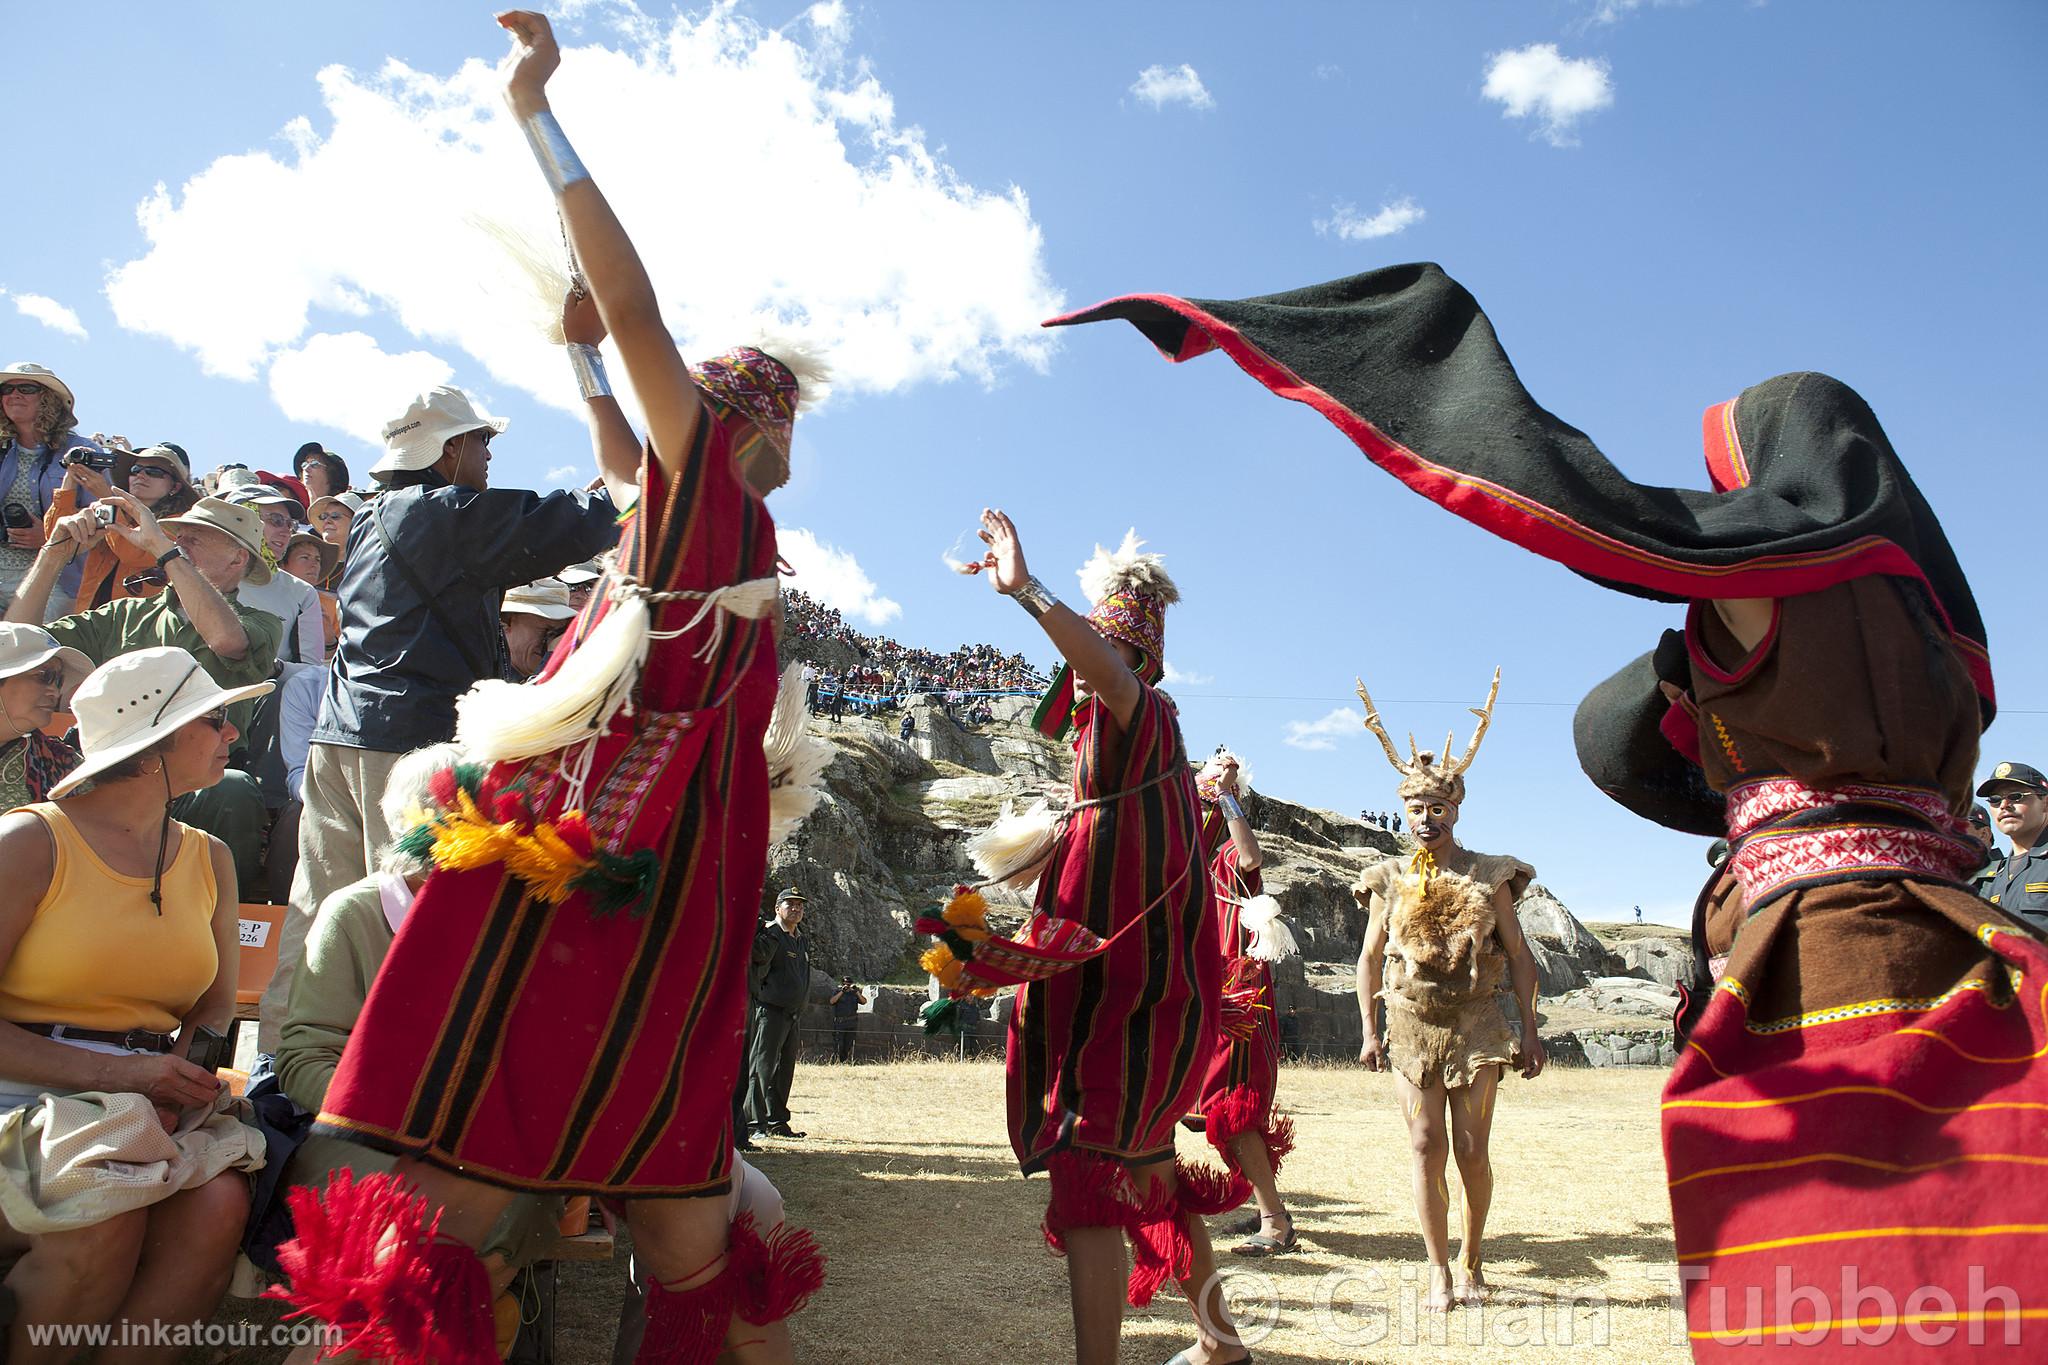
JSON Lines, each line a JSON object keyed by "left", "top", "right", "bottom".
{"left": 13, "top": 0, "right": 2046, "bottom": 923}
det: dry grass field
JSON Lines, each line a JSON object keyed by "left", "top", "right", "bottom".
{"left": 209, "top": 1058, "right": 1687, "bottom": 1364}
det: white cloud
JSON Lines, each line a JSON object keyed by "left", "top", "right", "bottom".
{"left": 545, "top": 464, "right": 581, "bottom": 484}
{"left": 105, "top": 3, "right": 1061, "bottom": 432}
{"left": 266, "top": 332, "right": 454, "bottom": 445}
{"left": 7, "top": 291, "right": 89, "bottom": 341}
{"left": 1283, "top": 706, "right": 1363, "bottom": 752}
{"left": 1481, "top": 43, "right": 1614, "bottom": 146}
{"left": 1130, "top": 63, "right": 1214, "bottom": 111}
{"left": 779, "top": 527, "right": 901, "bottom": 626}
{"left": 1314, "top": 63, "right": 1342, "bottom": 81}
{"left": 1316, "top": 196, "right": 1425, "bottom": 242}
{"left": 1162, "top": 662, "right": 1212, "bottom": 687}
{"left": 1586, "top": 0, "right": 1697, "bottom": 24}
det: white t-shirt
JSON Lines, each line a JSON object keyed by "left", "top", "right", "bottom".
{"left": 236, "top": 571, "right": 324, "bottom": 666}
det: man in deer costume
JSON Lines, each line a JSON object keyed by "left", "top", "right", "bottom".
{"left": 1351, "top": 669, "right": 1546, "bottom": 1312}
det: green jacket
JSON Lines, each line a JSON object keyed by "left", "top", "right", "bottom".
{"left": 46, "top": 587, "right": 282, "bottom": 737}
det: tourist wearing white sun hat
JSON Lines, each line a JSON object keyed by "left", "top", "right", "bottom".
{"left": 0, "top": 645, "right": 269, "bottom": 1341}
{"left": 0, "top": 622, "right": 91, "bottom": 809}
{"left": 268, "top": 383, "right": 616, "bottom": 1052}
{"left": 499, "top": 576, "right": 578, "bottom": 680}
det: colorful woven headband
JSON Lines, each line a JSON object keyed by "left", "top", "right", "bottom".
{"left": 689, "top": 347, "right": 799, "bottom": 452}
{"left": 1086, "top": 589, "right": 1165, "bottom": 662}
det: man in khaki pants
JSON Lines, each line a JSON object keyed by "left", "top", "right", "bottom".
{"left": 260, "top": 385, "right": 616, "bottom": 1051}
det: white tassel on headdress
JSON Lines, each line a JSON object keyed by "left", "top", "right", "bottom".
{"left": 455, "top": 577, "right": 779, "bottom": 784}
{"left": 469, "top": 214, "right": 574, "bottom": 343}
{"left": 1077, "top": 529, "right": 1181, "bottom": 608}
{"left": 966, "top": 798, "right": 1061, "bottom": 890}
{"left": 764, "top": 662, "right": 836, "bottom": 845}
{"left": 1235, "top": 893, "right": 1299, "bottom": 963}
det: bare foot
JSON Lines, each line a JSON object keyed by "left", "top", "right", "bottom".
{"left": 1423, "top": 1263, "right": 1455, "bottom": 1313}
{"left": 1457, "top": 1262, "right": 1490, "bottom": 1306}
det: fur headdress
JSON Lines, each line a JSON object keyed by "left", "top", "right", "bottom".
{"left": 1354, "top": 668, "right": 1501, "bottom": 806}
{"left": 1032, "top": 530, "right": 1181, "bottom": 740}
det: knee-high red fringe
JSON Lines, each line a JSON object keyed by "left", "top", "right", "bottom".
{"left": 638, "top": 1264, "right": 736, "bottom": 1365}
{"left": 1203, "top": 1084, "right": 1297, "bottom": 1180}
{"left": 727, "top": 1211, "right": 826, "bottom": 1325}
{"left": 266, "top": 1169, "right": 497, "bottom": 1365}
{"left": 1041, "top": 1150, "right": 1251, "bottom": 1307}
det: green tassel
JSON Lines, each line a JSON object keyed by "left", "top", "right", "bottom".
{"left": 576, "top": 848, "right": 663, "bottom": 918}
{"left": 394, "top": 824, "right": 437, "bottom": 861}
{"left": 919, "top": 998, "right": 960, "bottom": 1037}
{"left": 451, "top": 762, "right": 489, "bottom": 797}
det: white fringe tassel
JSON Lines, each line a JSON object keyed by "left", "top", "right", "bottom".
{"left": 967, "top": 799, "right": 1061, "bottom": 890}
{"left": 1235, "top": 893, "right": 1299, "bottom": 963}
{"left": 765, "top": 662, "right": 835, "bottom": 846}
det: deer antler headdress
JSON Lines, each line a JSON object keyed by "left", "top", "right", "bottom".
{"left": 1354, "top": 667, "right": 1501, "bottom": 806}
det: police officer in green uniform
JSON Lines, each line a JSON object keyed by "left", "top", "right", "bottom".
{"left": 746, "top": 887, "right": 813, "bottom": 1138}
{"left": 1979, "top": 762, "right": 2048, "bottom": 933}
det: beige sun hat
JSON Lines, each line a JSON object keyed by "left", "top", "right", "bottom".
{"left": 0, "top": 362, "right": 74, "bottom": 410}
{"left": 307, "top": 489, "right": 366, "bottom": 521}
{"left": 556, "top": 560, "right": 604, "bottom": 587}
{"left": 282, "top": 530, "right": 341, "bottom": 585}
{"left": 48, "top": 647, "right": 275, "bottom": 798}
{"left": 372, "top": 386, "right": 507, "bottom": 480}
{"left": 124, "top": 445, "right": 192, "bottom": 488}
{"left": 157, "top": 496, "right": 274, "bottom": 585}
{"left": 501, "top": 578, "right": 578, "bottom": 621}
{"left": 0, "top": 624, "right": 92, "bottom": 703}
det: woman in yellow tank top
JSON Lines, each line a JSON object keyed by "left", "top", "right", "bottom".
{"left": 0, "top": 646, "right": 272, "bottom": 1355}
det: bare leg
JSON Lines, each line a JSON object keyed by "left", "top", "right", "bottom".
{"left": 1448, "top": 1065, "right": 1502, "bottom": 1304}
{"left": 1133, "top": 1157, "right": 1244, "bottom": 1365}
{"left": 627, "top": 1195, "right": 791, "bottom": 1364}
{"left": 1062, "top": 1225, "right": 1127, "bottom": 1365}
{"left": 2, "top": 1212, "right": 145, "bottom": 1363}
{"left": 1393, "top": 1070, "right": 1453, "bottom": 1312}
{"left": 1225, "top": 1133, "right": 1290, "bottom": 1244}
{"left": 396, "top": 1157, "right": 521, "bottom": 1250}
{"left": 99, "top": 1174, "right": 251, "bottom": 1365}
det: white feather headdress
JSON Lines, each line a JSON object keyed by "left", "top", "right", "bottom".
{"left": 1078, "top": 529, "right": 1181, "bottom": 608}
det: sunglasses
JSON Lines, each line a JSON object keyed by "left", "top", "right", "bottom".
{"left": 315, "top": 507, "right": 349, "bottom": 522}
{"left": 259, "top": 511, "right": 295, "bottom": 529}
{"left": 15, "top": 664, "right": 64, "bottom": 689}
{"left": 128, "top": 464, "right": 178, "bottom": 480}
{"left": 1987, "top": 793, "right": 2039, "bottom": 809}
{"left": 0, "top": 383, "right": 46, "bottom": 397}
{"left": 193, "top": 707, "right": 230, "bottom": 732}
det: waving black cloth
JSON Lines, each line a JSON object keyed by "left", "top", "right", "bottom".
{"left": 1046, "top": 263, "right": 1991, "bottom": 711}
{"left": 1047, "top": 264, "right": 1992, "bottom": 834}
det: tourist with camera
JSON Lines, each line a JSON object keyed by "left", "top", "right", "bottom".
{"left": 43, "top": 442, "right": 200, "bottom": 609}
{"left": 0, "top": 363, "right": 100, "bottom": 621}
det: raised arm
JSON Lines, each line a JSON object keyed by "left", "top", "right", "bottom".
{"left": 562, "top": 288, "right": 642, "bottom": 504}
{"left": 969, "top": 508, "right": 1142, "bottom": 729}
{"left": 110, "top": 492, "right": 253, "bottom": 661}
{"left": 499, "top": 11, "right": 701, "bottom": 478}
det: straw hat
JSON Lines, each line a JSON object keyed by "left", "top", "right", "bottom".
{"left": 158, "top": 496, "right": 275, "bottom": 585}
{"left": 501, "top": 578, "right": 578, "bottom": 621}
{"left": 48, "top": 647, "right": 274, "bottom": 798}
{"left": 0, "top": 362, "right": 74, "bottom": 410}
{"left": 0, "top": 624, "right": 91, "bottom": 703}
{"left": 372, "top": 387, "right": 507, "bottom": 479}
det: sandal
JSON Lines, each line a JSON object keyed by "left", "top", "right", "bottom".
{"left": 1160, "top": 1353, "right": 1252, "bottom": 1365}
{"left": 1232, "top": 1227, "right": 1298, "bottom": 1257}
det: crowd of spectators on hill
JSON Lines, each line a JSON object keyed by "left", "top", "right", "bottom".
{"left": 782, "top": 588, "right": 1049, "bottom": 708}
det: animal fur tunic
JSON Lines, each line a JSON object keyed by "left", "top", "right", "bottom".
{"left": 1353, "top": 847, "right": 1533, "bottom": 1090}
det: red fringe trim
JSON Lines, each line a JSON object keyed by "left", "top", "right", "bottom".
{"left": 639, "top": 1264, "right": 735, "bottom": 1365}
{"left": 1042, "top": 1150, "right": 1140, "bottom": 1256}
{"left": 1124, "top": 1171, "right": 1186, "bottom": 1308}
{"left": 265, "top": 1169, "right": 497, "bottom": 1365}
{"left": 1173, "top": 1156, "right": 1252, "bottom": 1217}
{"left": 727, "top": 1212, "right": 826, "bottom": 1325}
{"left": 1040, "top": 1151, "right": 1254, "bottom": 1308}
{"left": 1203, "top": 1085, "right": 1296, "bottom": 1178}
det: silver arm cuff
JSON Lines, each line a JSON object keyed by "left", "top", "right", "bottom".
{"left": 1219, "top": 793, "right": 1247, "bottom": 823}
{"left": 566, "top": 343, "right": 610, "bottom": 400}
{"left": 1009, "top": 574, "right": 1059, "bottom": 619}
{"left": 520, "top": 109, "right": 590, "bottom": 195}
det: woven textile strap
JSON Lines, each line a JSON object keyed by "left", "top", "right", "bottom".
{"left": 1723, "top": 777, "right": 1979, "bottom": 912}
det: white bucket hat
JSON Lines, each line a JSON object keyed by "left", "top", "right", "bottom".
{"left": 0, "top": 362, "right": 75, "bottom": 410}
{"left": 556, "top": 560, "right": 603, "bottom": 587}
{"left": 48, "top": 647, "right": 274, "bottom": 799}
{"left": 372, "top": 387, "right": 507, "bottom": 480}
{"left": 501, "top": 578, "right": 578, "bottom": 621}
{"left": 308, "top": 489, "right": 366, "bottom": 521}
{"left": 158, "top": 496, "right": 275, "bottom": 585}
{"left": 0, "top": 624, "right": 92, "bottom": 703}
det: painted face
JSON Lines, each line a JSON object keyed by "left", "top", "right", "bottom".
{"left": 1404, "top": 795, "right": 1459, "bottom": 850}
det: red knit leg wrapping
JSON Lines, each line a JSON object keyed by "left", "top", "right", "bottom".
{"left": 1041, "top": 1150, "right": 1138, "bottom": 1258}
{"left": 637, "top": 1263, "right": 736, "bottom": 1365}
{"left": 1174, "top": 1156, "right": 1252, "bottom": 1217}
{"left": 726, "top": 1211, "right": 826, "bottom": 1325}
{"left": 1124, "top": 1172, "right": 1189, "bottom": 1308}
{"left": 1204, "top": 1085, "right": 1296, "bottom": 1179}
{"left": 265, "top": 1169, "right": 497, "bottom": 1365}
